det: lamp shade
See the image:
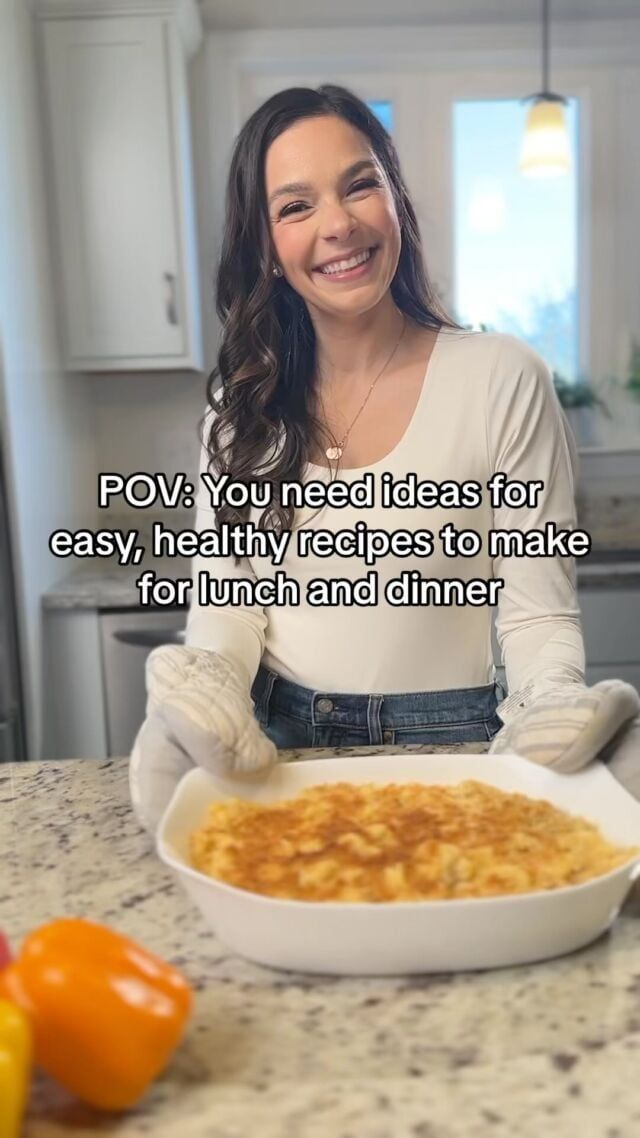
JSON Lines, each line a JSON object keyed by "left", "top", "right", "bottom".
{"left": 520, "top": 99, "right": 570, "bottom": 177}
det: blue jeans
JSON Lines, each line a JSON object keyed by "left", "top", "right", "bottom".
{"left": 250, "top": 664, "right": 506, "bottom": 750}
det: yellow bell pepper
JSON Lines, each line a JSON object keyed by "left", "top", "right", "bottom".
{"left": 0, "top": 998, "right": 32, "bottom": 1138}
{"left": 0, "top": 918, "right": 192, "bottom": 1112}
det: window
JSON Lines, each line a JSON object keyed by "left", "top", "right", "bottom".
{"left": 367, "top": 100, "right": 394, "bottom": 134}
{"left": 453, "top": 98, "right": 580, "bottom": 380}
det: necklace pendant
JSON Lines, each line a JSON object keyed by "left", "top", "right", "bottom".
{"left": 325, "top": 445, "right": 343, "bottom": 460}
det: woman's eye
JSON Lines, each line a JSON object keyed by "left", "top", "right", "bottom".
{"left": 279, "top": 201, "right": 308, "bottom": 219}
{"left": 277, "top": 178, "right": 380, "bottom": 219}
{"left": 349, "top": 177, "right": 381, "bottom": 193}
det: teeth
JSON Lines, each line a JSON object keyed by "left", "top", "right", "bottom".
{"left": 319, "top": 249, "right": 372, "bottom": 275}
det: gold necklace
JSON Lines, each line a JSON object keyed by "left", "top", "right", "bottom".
{"left": 318, "top": 315, "right": 407, "bottom": 462}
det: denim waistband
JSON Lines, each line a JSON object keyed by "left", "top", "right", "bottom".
{"left": 251, "top": 663, "right": 504, "bottom": 731}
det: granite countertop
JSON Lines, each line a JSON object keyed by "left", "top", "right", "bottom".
{"left": 3, "top": 752, "right": 640, "bottom": 1137}
{"left": 41, "top": 558, "right": 186, "bottom": 610}
{"left": 42, "top": 550, "right": 640, "bottom": 610}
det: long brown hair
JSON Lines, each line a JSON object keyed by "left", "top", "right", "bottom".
{"left": 206, "top": 84, "right": 459, "bottom": 553}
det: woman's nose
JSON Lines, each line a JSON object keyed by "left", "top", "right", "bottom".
{"left": 318, "top": 201, "right": 357, "bottom": 241}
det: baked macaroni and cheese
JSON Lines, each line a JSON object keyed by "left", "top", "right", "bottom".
{"left": 189, "top": 780, "right": 637, "bottom": 902}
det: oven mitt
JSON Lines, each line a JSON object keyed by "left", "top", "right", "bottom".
{"left": 129, "top": 645, "right": 277, "bottom": 833}
{"left": 489, "top": 679, "right": 640, "bottom": 773}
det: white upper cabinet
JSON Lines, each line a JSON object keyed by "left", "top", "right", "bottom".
{"left": 34, "top": 1, "right": 204, "bottom": 371}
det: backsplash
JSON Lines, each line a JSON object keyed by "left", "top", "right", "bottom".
{"left": 575, "top": 449, "right": 640, "bottom": 549}
{"left": 90, "top": 370, "right": 208, "bottom": 488}
{"left": 576, "top": 490, "right": 640, "bottom": 550}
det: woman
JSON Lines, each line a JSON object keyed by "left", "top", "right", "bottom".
{"left": 130, "top": 85, "right": 639, "bottom": 832}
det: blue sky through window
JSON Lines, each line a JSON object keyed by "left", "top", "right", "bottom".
{"left": 367, "top": 100, "right": 394, "bottom": 134}
{"left": 453, "top": 98, "right": 579, "bottom": 379}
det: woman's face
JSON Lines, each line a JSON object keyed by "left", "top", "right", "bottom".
{"left": 264, "top": 115, "right": 402, "bottom": 320}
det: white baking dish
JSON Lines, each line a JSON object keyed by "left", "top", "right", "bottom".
{"left": 157, "top": 754, "right": 640, "bottom": 974}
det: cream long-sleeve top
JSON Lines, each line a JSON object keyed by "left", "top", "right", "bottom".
{"left": 186, "top": 328, "right": 586, "bottom": 696}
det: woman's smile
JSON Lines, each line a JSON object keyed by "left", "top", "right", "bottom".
{"left": 312, "top": 245, "right": 379, "bottom": 282}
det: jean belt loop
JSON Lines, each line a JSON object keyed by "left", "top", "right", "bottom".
{"left": 367, "top": 694, "right": 383, "bottom": 745}
{"left": 256, "top": 667, "right": 278, "bottom": 724}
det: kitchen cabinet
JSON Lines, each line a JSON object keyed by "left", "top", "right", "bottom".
{"left": 44, "top": 606, "right": 187, "bottom": 760}
{"left": 579, "top": 588, "right": 640, "bottom": 691}
{"left": 34, "top": 0, "right": 203, "bottom": 371}
{"left": 492, "top": 587, "right": 640, "bottom": 694}
{"left": 43, "top": 609, "right": 107, "bottom": 760}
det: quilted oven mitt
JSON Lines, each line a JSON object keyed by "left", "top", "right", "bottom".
{"left": 129, "top": 645, "right": 277, "bottom": 833}
{"left": 489, "top": 678, "right": 640, "bottom": 774}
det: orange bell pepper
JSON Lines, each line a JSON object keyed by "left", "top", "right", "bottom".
{"left": 0, "top": 933, "right": 11, "bottom": 970}
{"left": 0, "top": 918, "right": 192, "bottom": 1111}
{"left": 0, "top": 997, "right": 32, "bottom": 1138}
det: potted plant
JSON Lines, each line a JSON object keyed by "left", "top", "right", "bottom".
{"left": 552, "top": 372, "right": 610, "bottom": 447}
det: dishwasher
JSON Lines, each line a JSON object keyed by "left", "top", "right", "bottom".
{"left": 99, "top": 608, "right": 188, "bottom": 757}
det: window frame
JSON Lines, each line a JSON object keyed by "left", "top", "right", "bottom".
{"left": 450, "top": 89, "right": 582, "bottom": 379}
{"left": 230, "top": 58, "right": 620, "bottom": 388}
{"left": 421, "top": 67, "right": 618, "bottom": 386}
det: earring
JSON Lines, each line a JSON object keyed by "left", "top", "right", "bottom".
{"left": 272, "top": 265, "right": 282, "bottom": 278}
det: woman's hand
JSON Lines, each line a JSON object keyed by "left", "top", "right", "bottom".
{"left": 489, "top": 678, "right": 640, "bottom": 773}
{"left": 129, "top": 645, "right": 277, "bottom": 833}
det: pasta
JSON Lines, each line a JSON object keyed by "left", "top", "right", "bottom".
{"left": 189, "top": 780, "right": 638, "bottom": 902}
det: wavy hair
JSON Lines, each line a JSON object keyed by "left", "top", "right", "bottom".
{"left": 205, "top": 84, "right": 459, "bottom": 554}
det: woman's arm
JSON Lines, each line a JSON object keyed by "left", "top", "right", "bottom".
{"left": 185, "top": 404, "right": 268, "bottom": 689}
{"left": 128, "top": 402, "right": 276, "bottom": 833}
{"left": 485, "top": 334, "right": 639, "bottom": 771}
{"left": 486, "top": 334, "right": 585, "bottom": 695}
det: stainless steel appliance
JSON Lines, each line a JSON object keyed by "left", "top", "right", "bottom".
{"left": 98, "top": 607, "right": 187, "bottom": 757}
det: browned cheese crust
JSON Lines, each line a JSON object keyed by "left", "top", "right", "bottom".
{"left": 189, "top": 780, "right": 638, "bottom": 902}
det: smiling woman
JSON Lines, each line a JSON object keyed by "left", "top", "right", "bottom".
{"left": 128, "top": 83, "right": 640, "bottom": 837}
{"left": 206, "top": 83, "right": 453, "bottom": 511}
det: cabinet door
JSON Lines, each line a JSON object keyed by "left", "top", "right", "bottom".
{"left": 43, "top": 610, "right": 108, "bottom": 760}
{"left": 579, "top": 589, "right": 640, "bottom": 665}
{"left": 41, "top": 18, "right": 189, "bottom": 364}
{"left": 491, "top": 589, "right": 640, "bottom": 695}
{"left": 99, "top": 609, "right": 187, "bottom": 757}
{"left": 585, "top": 663, "right": 640, "bottom": 690}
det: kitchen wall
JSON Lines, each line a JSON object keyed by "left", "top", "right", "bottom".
{"left": 0, "top": 0, "right": 96, "bottom": 759}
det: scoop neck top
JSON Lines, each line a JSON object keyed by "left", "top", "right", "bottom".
{"left": 305, "top": 327, "right": 443, "bottom": 476}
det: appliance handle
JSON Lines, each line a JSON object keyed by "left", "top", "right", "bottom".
{"left": 112, "top": 629, "right": 186, "bottom": 648}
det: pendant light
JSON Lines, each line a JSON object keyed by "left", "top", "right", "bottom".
{"left": 520, "top": 0, "right": 570, "bottom": 178}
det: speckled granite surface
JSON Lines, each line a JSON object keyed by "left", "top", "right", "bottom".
{"left": 41, "top": 558, "right": 187, "bottom": 610}
{"left": 3, "top": 755, "right": 640, "bottom": 1137}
